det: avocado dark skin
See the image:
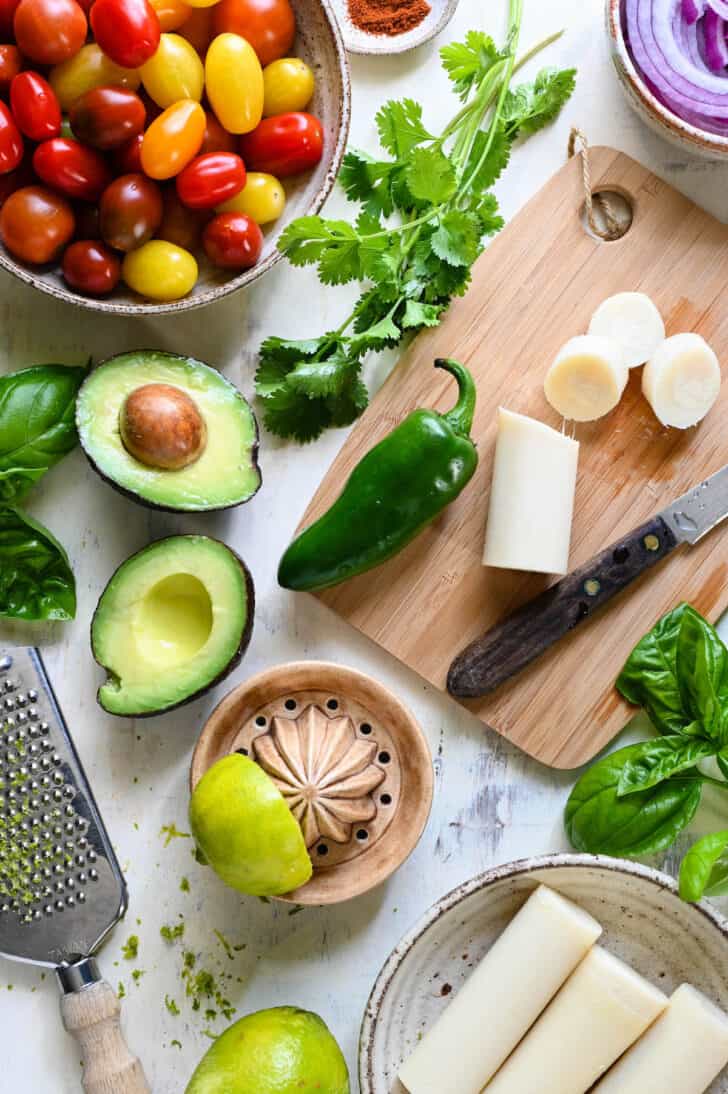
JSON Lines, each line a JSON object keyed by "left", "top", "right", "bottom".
{"left": 91, "top": 535, "right": 255, "bottom": 718}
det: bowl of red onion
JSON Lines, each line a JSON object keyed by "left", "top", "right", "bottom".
{"left": 607, "top": 0, "right": 728, "bottom": 157}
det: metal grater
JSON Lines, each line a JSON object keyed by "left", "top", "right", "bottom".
{"left": 0, "top": 647, "right": 148, "bottom": 1092}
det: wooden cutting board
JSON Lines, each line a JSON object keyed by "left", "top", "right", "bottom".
{"left": 299, "top": 146, "right": 728, "bottom": 770}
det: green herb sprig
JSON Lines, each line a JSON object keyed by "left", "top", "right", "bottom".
{"left": 255, "top": 5, "right": 576, "bottom": 442}
{"left": 565, "top": 603, "right": 728, "bottom": 902}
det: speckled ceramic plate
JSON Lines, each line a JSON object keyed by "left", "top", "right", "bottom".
{"left": 330, "top": 0, "right": 458, "bottom": 55}
{"left": 359, "top": 854, "right": 728, "bottom": 1094}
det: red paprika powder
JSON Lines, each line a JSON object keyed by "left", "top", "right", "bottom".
{"left": 348, "top": 0, "right": 431, "bottom": 36}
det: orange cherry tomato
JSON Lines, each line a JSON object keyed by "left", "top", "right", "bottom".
{"left": 0, "top": 101, "right": 24, "bottom": 174}
{"left": 150, "top": 0, "right": 190, "bottom": 29}
{"left": 178, "top": 5, "right": 212, "bottom": 52}
{"left": 200, "top": 110, "right": 236, "bottom": 154}
{"left": 140, "top": 98, "right": 205, "bottom": 179}
{"left": 11, "top": 71, "right": 62, "bottom": 141}
{"left": 211, "top": 0, "right": 294, "bottom": 66}
{"left": 0, "top": 184, "right": 75, "bottom": 262}
{"left": 14, "top": 0, "right": 87, "bottom": 66}
{"left": 0, "top": 45, "right": 23, "bottom": 92}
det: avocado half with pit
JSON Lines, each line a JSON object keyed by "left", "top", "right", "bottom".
{"left": 76, "top": 351, "right": 261, "bottom": 512}
{"left": 92, "top": 535, "right": 254, "bottom": 717}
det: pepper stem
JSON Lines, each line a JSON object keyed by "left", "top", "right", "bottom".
{"left": 435, "top": 358, "right": 477, "bottom": 437}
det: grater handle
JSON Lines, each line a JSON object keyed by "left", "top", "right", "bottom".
{"left": 59, "top": 961, "right": 150, "bottom": 1094}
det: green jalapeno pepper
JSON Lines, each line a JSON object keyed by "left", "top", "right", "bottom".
{"left": 278, "top": 358, "right": 478, "bottom": 592}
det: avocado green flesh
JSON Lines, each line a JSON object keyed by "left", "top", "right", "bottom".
{"left": 92, "top": 536, "right": 250, "bottom": 716}
{"left": 77, "top": 351, "right": 260, "bottom": 511}
{"left": 185, "top": 1006, "right": 350, "bottom": 1094}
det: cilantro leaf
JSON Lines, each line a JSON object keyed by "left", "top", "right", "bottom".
{"left": 405, "top": 147, "right": 457, "bottom": 206}
{"left": 430, "top": 211, "right": 483, "bottom": 267}
{"left": 328, "top": 377, "right": 369, "bottom": 427}
{"left": 339, "top": 149, "right": 398, "bottom": 217}
{"left": 259, "top": 383, "right": 334, "bottom": 443}
{"left": 401, "top": 299, "right": 443, "bottom": 329}
{"left": 375, "top": 98, "right": 433, "bottom": 158}
{"left": 255, "top": 337, "right": 326, "bottom": 395}
{"left": 503, "top": 67, "right": 577, "bottom": 138}
{"left": 440, "top": 31, "right": 502, "bottom": 100}
{"left": 349, "top": 313, "right": 400, "bottom": 351}
{"left": 463, "top": 123, "right": 510, "bottom": 190}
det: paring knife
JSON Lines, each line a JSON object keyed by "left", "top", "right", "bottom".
{"left": 0, "top": 647, "right": 149, "bottom": 1093}
{"left": 447, "top": 464, "right": 728, "bottom": 700}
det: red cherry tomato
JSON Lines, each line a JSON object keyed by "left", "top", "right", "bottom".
{"left": 90, "top": 0, "right": 161, "bottom": 69}
{"left": 202, "top": 210, "right": 261, "bottom": 268}
{"left": 70, "top": 87, "right": 146, "bottom": 150}
{"left": 14, "top": 0, "right": 87, "bottom": 65}
{"left": 0, "top": 184, "right": 74, "bottom": 262}
{"left": 0, "top": 0, "right": 21, "bottom": 35}
{"left": 0, "top": 46, "right": 23, "bottom": 92}
{"left": 176, "top": 151, "right": 245, "bottom": 210}
{"left": 114, "top": 132, "right": 144, "bottom": 174}
{"left": 33, "top": 138, "right": 111, "bottom": 202}
{"left": 211, "top": 0, "right": 294, "bottom": 67}
{"left": 62, "top": 239, "right": 120, "bottom": 293}
{"left": 0, "top": 102, "right": 23, "bottom": 174}
{"left": 99, "top": 172, "right": 163, "bottom": 251}
{"left": 157, "top": 185, "right": 207, "bottom": 249}
{"left": 10, "top": 72, "right": 61, "bottom": 141}
{"left": 199, "top": 110, "right": 237, "bottom": 155}
{"left": 238, "top": 112, "right": 322, "bottom": 177}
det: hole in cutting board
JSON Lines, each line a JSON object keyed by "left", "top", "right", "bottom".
{"left": 580, "top": 189, "right": 633, "bottom": 241}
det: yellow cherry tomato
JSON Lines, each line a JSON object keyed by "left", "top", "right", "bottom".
{"left": 141, "top": 99, "right": 206, "bottom": 179}
{"left": 150, "top": 0, "right": 192, "bottom": 31}
{"left": 122, "top": 240, "right": 198, "bottom": 300}
{"left": 141, "top": 34, "right": 204, "bottom": 108}
{"left": 50, "top": 45, "right": 141, "bottom": 112}
{"left": 262, "top": 58, "right": 314, "bottom": 117}
{"left": 217, "top": 171, "right": 284, "bottom": 224}
{"left": 205, "top": 33, "right": 263, "bottom": 135}
{"left": 185, "top": 0, "right": 221, "bottom": 9}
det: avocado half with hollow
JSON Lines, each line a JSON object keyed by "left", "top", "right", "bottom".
{"left": 92, "top": 535, "right": 254, "bottom": 717}
{"left": 76, "top": 351, "right": 261, "bottom": 512}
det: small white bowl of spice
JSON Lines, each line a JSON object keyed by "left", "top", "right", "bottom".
{"left": 331, "top": 0, "right": 459, "bottom": 54}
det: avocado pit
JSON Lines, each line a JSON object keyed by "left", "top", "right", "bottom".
{"left": 120, "top": 383, "right": 207, "bottom": 470}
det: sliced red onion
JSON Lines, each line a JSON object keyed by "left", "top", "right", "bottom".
{"left": 682, "top": 0, "right": 705, "bottom": 22}
{"left": 707, "top": 0, "right": 728, "bottom": 17}
{"left": 703, "top": 8, "right": 728, "bottom": 69}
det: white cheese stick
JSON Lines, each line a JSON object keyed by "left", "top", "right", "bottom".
{"left": 588, "top": 291, "right": 665, "bottom": 368}
{"left": 397, "top": 885, "right": 601, "bottom": 1094}
{"left": 482, "top": 408, "right": 579, "bottom": 575}
{"left": 642, "top": 332, "right": 721, "bottom": 428}
{"left": 485, "top": 946, "right": 667, "bottom": 1094}
{"left": 544, "top": 335, "right": 629, "bottom": 421}
{"left": 593, "top": 983, "right": 728, "bottom": 1094}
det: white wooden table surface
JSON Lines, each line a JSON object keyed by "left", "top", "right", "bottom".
{"left": 4, "top": 0, "right": 728, "bottom": 1089}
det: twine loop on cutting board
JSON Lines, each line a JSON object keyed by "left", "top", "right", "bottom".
{"left": 568, "top": 127, "right": 624, "bottom": 241}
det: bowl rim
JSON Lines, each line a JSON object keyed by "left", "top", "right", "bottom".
{"left": 606, "top": 0, "right": 728, "bottom": 152}
{"left": 341, "top": 0, "right": 459, "bottom": 56}
{"left": 358, "top": 851, "right": 728, "bottom": 1092}
{"left": 0, "top": 0, "right": 352, "bottom": 316}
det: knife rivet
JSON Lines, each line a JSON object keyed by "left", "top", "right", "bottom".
{"left": 644, "top": 533, "right": 660, "bottom": 551}
{"left": 584, "top": 579, "right": 601, "bottom": 597}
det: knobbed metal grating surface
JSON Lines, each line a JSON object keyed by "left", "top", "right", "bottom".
{"left": 0, "top": 648, "right": 126, "bottom": 968}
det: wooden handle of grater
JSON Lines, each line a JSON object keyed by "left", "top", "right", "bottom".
{"left": 60, "top": 979, "right": 151, "bottom": 1094}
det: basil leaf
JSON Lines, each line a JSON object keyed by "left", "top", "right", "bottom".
{"left": 0, "top": 506, "right": 76, "bottom": 620}
{"left": 616, "top": 603, "right": 692, "bottom": 734}
{"left": 0, "top": 364, "right": 85, "bottom": 502}
{"left": 679, "top": 830, "right": 728, "bottom": 902}
{"left": 616, "top": 734, "right": 717, "bottom": 796}
{"left": 676, "top": 606, "right": 728, "bottom": 743}
{"left": 565, "top": 743, "right": 702, "bottom": 856}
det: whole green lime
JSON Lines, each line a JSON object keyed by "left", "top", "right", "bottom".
{"left": 189, "top": 754, "right": 312, "bottom": 896}
{"left": 185, "top": 1006, "right": 350, "bottom": 1093}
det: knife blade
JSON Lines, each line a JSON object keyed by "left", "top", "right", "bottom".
{"left": 447, "top": 463, "right": 728, "bottom": 700}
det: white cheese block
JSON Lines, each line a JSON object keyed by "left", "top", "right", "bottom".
{"left": 485, "top": 946, "right": 668, "bottom": 1094}
{"left": 593, "top": 983, "right": 728, "bottom": 1094}
{"left": 482, "top": 408, "right": 579, "bottom": 575}
{"left": 397, "top": 885, "right": 602, "bottom": 1094}
{"left": 642, "top": 332, "right": 721, "bottom": 428}
{"left": 544, "top": 334, "right": 629, "bottom": 421}
{"left": 588, "top": 291, "right": 665, "bottom": 369}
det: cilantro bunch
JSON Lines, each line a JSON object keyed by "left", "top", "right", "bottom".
{"left": 255, "top": 1, "right": 576, "bottom": 442}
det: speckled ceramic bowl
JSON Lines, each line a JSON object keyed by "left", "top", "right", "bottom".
{"left": 330, "top": 0, "right": 459, "bottom": 56}
{"left": 0, "top": 0, "right": 351, "bottom": 315}
{"left": 360, "top": 853, "right": 728, "bottom": 1094}
{"left": 606, "top": 0, "right": 728, "bottom": 159}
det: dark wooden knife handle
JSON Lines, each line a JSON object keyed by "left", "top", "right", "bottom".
{"left": 447, "top": 515, "right": 679, "bottom": 700}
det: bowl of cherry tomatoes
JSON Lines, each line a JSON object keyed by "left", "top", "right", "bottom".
{"left": 0, "top": 0, "right": 350, "bottom": 312}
